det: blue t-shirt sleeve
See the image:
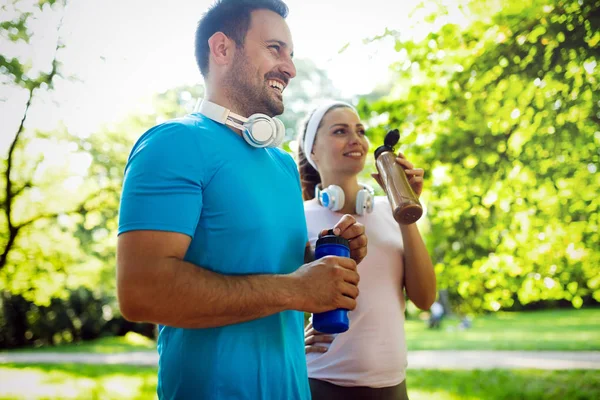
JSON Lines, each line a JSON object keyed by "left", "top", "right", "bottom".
{"left": 118, "top": 121, "right": 204, "bottom": 237}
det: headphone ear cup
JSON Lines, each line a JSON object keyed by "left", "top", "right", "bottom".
{"left": 320, "top": 185, "right": 344, "bottom": 212}
{"left": 356, "top": 189, "right": 367, "bottom": 215}
{"left": 269, "top": 118, "right": 286, "bottom": 148}
{"left": 363, "top": 184, "right": 375, "bottom": 214}
{"left": 355, "top": 187, "right": 375, "bottom": 215}
{"left": 243, "top": 114, "right": 276, "bottom": 148}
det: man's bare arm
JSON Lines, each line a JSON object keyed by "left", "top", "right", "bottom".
{"left": 117, "top": 230, "right": 359, "bottom": 328}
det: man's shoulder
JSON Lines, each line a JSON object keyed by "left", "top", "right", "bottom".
{"left": 168, "top": 113, "right": 219, "bottom": 132}
{"left": 267, "top": 146, "right": 294, "bottom": 162}
{"left": 148, "top": 113, "right": 219, "bottom": 139}
{"left": 131, "top": 114, "right": 223, "bottom": 152}
{"left": 266, "top": 147, "right": 300, "bottom": 178}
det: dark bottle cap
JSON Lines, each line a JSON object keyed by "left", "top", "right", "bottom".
{"left": 374, "top": 129, "right": 400, "bottom": 160}
{"left": 316, "top": 229, "right": 350, "bottom": 248}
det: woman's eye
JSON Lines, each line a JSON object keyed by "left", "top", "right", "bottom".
{"left": 333, "top": 129, "right": 345, "bottom": 135}
{"left": 268, "top": 45, "right": 280, "bottom": 52}
{"left": 358, "top": 130, "right": 366, "bottom": 136}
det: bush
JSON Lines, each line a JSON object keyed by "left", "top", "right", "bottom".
{"left": 0, "top": 288, "right": 154, "bottom": 350}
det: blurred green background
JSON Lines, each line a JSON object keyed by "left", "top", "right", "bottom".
{"left": 1, "top": 0, "right": 599, "bottom": 398}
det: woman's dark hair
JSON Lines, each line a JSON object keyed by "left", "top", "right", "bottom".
{"left": 297, "top": 104, "right": 352, "bottom": 200}
{"left": 195, "top": 0, "right": 289, "bottom": 77}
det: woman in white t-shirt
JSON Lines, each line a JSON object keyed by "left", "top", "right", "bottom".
{"left": 296, "top": 101, "right": 437, "bottom": 400}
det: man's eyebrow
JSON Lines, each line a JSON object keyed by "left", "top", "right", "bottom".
{"left": 266, "top": 39, "right": 294, "bottom": 58}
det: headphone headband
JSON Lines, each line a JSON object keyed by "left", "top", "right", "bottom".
{"left": 195, "top": 99, "right": 285, "bottom": 148}
{"left": 316, "top": 183, "right": 375, "bottom": 215}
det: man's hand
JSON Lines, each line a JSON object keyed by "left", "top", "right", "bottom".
{"left": 320, "top": 214, "right": 367, "bottom": 265}
{"left": 289, "top": 255, "right": 359, "bottom": 313}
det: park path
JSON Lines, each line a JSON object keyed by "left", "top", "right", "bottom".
{"left": 2, "top": 350, "right": 600, "bottom": 370}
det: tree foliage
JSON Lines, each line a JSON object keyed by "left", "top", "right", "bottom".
{"left": 3, "top": 0, "right": 597, "bottom": 322}
{"left": 362, "top": 0, "right": 599, "bottom": 312}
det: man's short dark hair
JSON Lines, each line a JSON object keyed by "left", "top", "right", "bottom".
{"left": 195, "top": 0, "right": 289, "bottom": 77}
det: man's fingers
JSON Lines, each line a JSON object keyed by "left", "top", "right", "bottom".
{"left": 341, "top": 269, "right": 360, "bottom": 286}
{"left": 341, "top": 282, "right": 359, "bottom": 299}
{"left": 333, "top": 256, "right": 357, "bottom": 271}
{"left": 338, "top": 296, "right": 357, "bottom": 311}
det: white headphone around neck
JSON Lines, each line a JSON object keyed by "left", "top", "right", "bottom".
{"left": 315, "top": 184, "right": 375, "bottom": 216}
{"left": 195, "top": 99, "right": 285, "bottom": 148}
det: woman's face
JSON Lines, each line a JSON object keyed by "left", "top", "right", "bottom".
{"left": 311, "top": 107, "right": 369, "bottom": 176}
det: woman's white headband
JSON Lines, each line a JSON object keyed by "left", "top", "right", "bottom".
{"left": 302, "top": 101, "right": 356, "bottom": 171}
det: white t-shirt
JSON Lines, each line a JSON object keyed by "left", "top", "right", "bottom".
{"left": 305, "top": 196, "right": 407, "bottom": 388}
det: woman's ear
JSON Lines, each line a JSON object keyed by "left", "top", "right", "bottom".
{"left": 310, "top": 149, "right": 318, "bottom": 164}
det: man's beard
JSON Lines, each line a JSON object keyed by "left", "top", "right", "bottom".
{"left": 224, "top": 50, "right": 284, "bottom": 118}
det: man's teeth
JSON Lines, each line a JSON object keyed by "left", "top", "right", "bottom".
{"left": 267, "top": 80, "right": 284, "bottom": 92}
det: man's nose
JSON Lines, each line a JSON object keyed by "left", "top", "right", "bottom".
{"left": 280, "top": 56, "right": 296, "bottom": 80}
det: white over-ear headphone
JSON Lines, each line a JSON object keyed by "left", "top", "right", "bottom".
{"left": 315, "top": 184, "right": 375, "bottom": 216}
{"left": 195, "top": 99, "right": 285, "bottom": 148}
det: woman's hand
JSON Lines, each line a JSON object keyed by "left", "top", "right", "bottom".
{"left": 396, "top": 153, "right": 424, "bottom": 197}
{"left": 304, "top": 321, "right": 335, "bottom": 354}
{"left": 372, "top": 152, "right": 425, "bottom": 198}
{"left": 319, "top": 214, "right": 367, "bottom": 265}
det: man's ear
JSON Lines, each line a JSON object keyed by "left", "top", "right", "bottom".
{"left": 208, "top": 32, "right": 234, "bottom": 67}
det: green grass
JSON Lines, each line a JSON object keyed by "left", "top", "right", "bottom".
{"left": 3, "top": 308, "right": 599, "bottom": 354}
{"left": 405, "top": 308, "right": 600, "bottom": 351}
{"left": 0, "top": 364, "right": 598, "bottom": 400}
{"left": 406, "top": 369, "right": 600, "bottom": 400}
{"left": 0, "top": 363, "right": 157, "bottom": 400}
{"left": 1, "top": 332, "right": 156, "bottom": 354}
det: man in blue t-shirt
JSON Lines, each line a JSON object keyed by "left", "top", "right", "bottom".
{"left": 117, "top": 0, "right": 367, "bottom": 399}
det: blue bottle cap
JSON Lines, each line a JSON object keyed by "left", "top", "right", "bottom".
{"left": 316, "top": 229, "right": 349, "bottom": 248}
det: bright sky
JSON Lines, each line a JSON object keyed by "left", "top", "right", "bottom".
{"left": 1, "top": 0, "right": 459, "bottom": 152}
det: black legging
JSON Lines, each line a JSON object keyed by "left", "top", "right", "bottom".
{"left": 309, "top": 378, "right": 409, "bottom": 400}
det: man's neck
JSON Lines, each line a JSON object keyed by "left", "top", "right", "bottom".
{"left": 203, "top": 89, "right": 245, "bottom": 135}
{"left": 204, "top": 91, "right": 239, "bottom": 113}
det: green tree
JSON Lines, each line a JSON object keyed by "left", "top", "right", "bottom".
{"left": 363, "top": 0, "right": 599, "bottom": 312}
{"left": 0, "top": 0, "right": 80, "bottom": 304}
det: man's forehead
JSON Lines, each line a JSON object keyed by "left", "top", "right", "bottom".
{"left": 248, "top": 9, "right": 294, "bottom": 49}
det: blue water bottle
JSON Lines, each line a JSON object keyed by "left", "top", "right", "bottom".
{"left": 313, "top": 229, "right": 351, "bottom": 334}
